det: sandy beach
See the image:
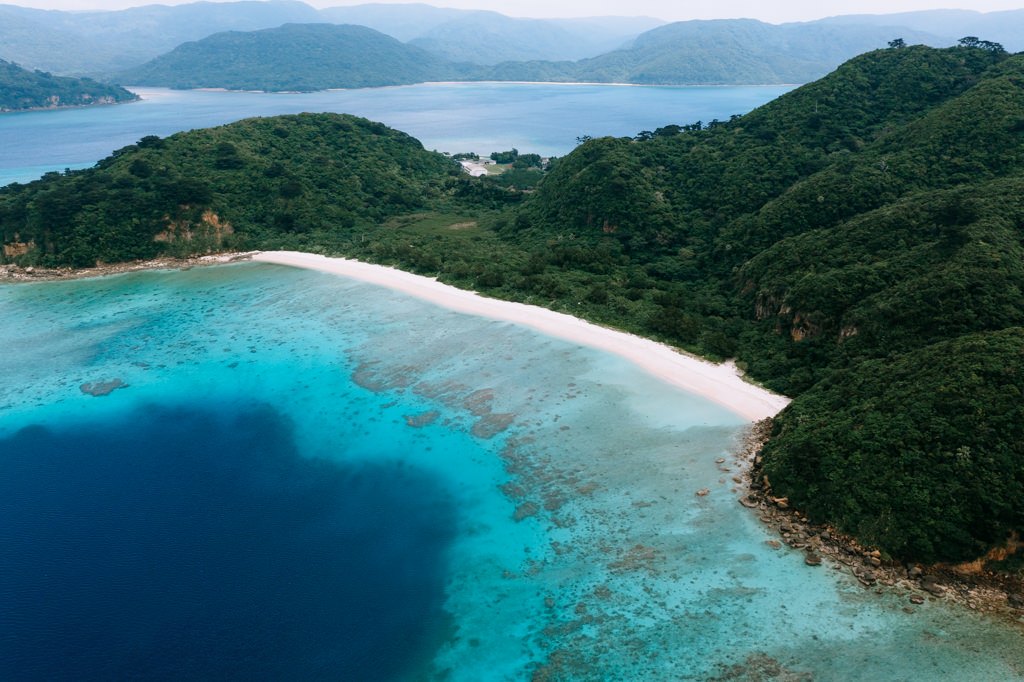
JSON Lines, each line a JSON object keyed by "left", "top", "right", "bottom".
{"left": 253, "top": 251, "right": 790, "bottom": 421}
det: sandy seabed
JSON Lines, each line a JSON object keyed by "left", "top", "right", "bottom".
{"left": 252, "top": 251, "right": 790, "bottom": 421}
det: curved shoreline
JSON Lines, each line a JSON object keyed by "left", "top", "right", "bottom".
{"left": 253, "top": 250, "right": 790, "bottom": 421}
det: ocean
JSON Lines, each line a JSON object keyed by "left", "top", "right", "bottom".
{"left": 0, "top": 82, "right": 795, "bottom": 187}
{"left": 1, "top": 262, "right": 1022, "bottom": 680}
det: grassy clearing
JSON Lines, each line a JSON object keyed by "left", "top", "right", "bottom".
{"left": 391, "top": 212, "right": 486, "bottom": 237}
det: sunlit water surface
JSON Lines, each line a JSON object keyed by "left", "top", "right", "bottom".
{"left": 1, "top": 263, "right": 1022, "bottom": 680}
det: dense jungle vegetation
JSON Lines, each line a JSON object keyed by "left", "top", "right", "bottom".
{"left": 3, "top": 43, "right": 1023, "bottom": 566}
{"left": 0, "top": 59, "right": 137, "bottom": 111}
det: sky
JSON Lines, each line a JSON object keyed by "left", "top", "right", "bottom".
{"left": 8, "top": 0, "right": 1024, "bottom": 23}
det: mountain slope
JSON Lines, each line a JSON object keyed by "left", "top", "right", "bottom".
{"left": 569, "top": 19, "right": 947, "bottom": 84}
{"left": 317, "top": 2, "right": 485, "bottom": 41}
{"left": 0, "top": 59, "right": 137, "bottom": 111}
{"left": 407, "top": 12, "right": 662, "bottom": 65}
{"left": 815, "top": 9, "right": 1024, "bottom": 52}
{"left": 0, "top": 6, "right": 145, "bottom": 74}
{"left": 0, "top": 0, "right": 321, "bottom": 71}
{"left": 114, "top": 23, "right": 474, "bottom": 91}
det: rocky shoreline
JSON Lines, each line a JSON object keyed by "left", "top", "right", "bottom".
{"left": 735, "top": 419, "right": 1024, "bottom": 623}
{"left": 0, "top": 251, "right": 257, "bottom": 283}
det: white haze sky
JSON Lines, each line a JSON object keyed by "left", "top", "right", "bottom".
{"left": 10, "top": 0, "right": 1024, "bottom": 24}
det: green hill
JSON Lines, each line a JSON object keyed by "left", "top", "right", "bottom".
{"left": 517, "top": 43, "right": 1024, "bottom": 563}
{"left": 114, "top": 23, "right": 475, "bottom": 91}
{"left": 4, "top": 43, "right": 1024, "bottom": 566}
{"left": 0, "top": 113, "right": 459, "bottom": 265}
{"left": 0, "top": 59, "right": 137, "bottom": 111}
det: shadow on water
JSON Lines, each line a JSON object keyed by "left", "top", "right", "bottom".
{"left": 0, "top": 402, "right": 456, "bottom": 681}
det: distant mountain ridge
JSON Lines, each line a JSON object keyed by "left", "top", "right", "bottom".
{"left": 812, "top": 9, "right": 1024, "bottom": 51}
{"left": 110, "top": 16, "right": 948, "bottom": 92}
{"left": 0, "top": 0, "right": 322, "bottom": 72}
{"left": 568, "top": 19, "right": 943, "bottom": 85}
{"left": 115, "top": 23, "right": 471, "bottom": 92}
{"left": 2, "top": 1, "right": 1020, "bottom": 91}
{"left": 0, "top": 1, "right": 658, "bottom": 75}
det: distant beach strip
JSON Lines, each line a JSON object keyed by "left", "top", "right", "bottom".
{"left": 253, "top": 251, "right": 790, "bottom": 421}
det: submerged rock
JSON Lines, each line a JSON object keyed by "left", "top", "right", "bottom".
{"left": 80, "top": 378, "right": 128, "bottom": 396}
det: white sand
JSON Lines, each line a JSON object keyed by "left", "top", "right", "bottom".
{"left": 252, "top": 251, "right": 791, "bottom": 421}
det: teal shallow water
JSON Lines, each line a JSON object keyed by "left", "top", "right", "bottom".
{"left": 1, "top": 262, "right": 1022, "bottom": 680}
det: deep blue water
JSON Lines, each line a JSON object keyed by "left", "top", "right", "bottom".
{"left": 0, "top": 83, "right": 796, "bottom": 186}
{"left": 0, "top": 401, "right": 455, "bottom": 681}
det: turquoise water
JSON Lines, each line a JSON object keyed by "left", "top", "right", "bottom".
{"left": 0, "top": 82, "right": 795, "bottom": 186}
{"left": 1, "top": 262, "right": 1023, "bottom": 680}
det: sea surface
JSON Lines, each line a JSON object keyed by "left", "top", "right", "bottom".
{"left": 0, "top": 82, "right": 795, "bottom": 186}
{"left": 1, "top": 262, "right": 1022, "bottom": 680}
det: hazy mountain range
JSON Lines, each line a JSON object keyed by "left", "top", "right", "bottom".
{"left": 1, "top": 1, "right": 1021, "bottom": 91}
{"left": 0, "top": 1, "right": 661, "bottom": 74}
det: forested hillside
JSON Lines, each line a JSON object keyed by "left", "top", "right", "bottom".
{"left": 518, "top": 43, "right": 1024, "bottom": 563}
{"left": 0, "top": 113, "right": 459, "bottom": 265}
{"left": 3, "top": 43, "right": 1024, "bottom": 567}
{"left": 114, "top": 23, "right": 473, "bottom": 91}
{"left": 0, "top": 59, "right": 137, "bottom": 111}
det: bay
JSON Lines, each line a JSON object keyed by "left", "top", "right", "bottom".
{"left": 1, "top": 262, "right": 1022, "bottom": 680}
{"left": 0, "top": 82, "right": 795, "bottom": 186}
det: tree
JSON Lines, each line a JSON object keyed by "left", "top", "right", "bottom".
{"left": 978, "top": 40, "right": 1006, "bottom": 53}
{"left": 490, "top": 148, "right": 519, "bottom": 163}
{"left": 888, "top": 38, "right": 905, "bottom": 49}
{"left": 958, "top": 36, "right": 1006, "bottom": 53}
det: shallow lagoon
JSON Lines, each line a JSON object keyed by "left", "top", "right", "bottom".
{"left": 1, "top": 262, "right": 1022, "bottom": 680}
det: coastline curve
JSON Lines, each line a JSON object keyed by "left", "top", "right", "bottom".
{"left": 252, "top": 250, "right": 790, "bottom": 421}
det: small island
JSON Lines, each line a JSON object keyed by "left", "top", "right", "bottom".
{"left": 0, "top": 59, "right": 138, "bottom": 113}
